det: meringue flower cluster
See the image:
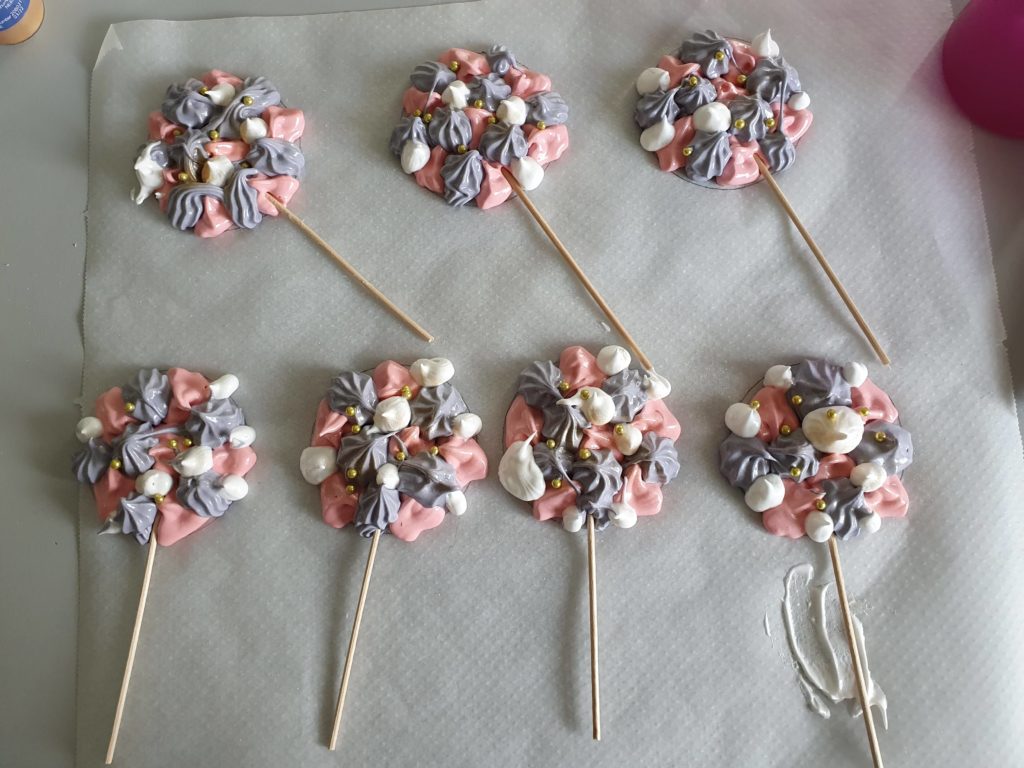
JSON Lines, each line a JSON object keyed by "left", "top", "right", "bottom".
{"left": 719, "top": 359, "right": 913, "bottom": 542}
{"left": 71, "top": 368, "right": 257, "bottom": 546}
{"left": 499, "top": 345, "right": 680, "bottom": 533}
{"left": 634, "top": 29, "right": 813, "bottom": 188}
{"left": 391, "top": 45, "right": 570, "bottom": 209}
{"left": 132, "top": 70, "right": 306, "bottom": 238}
{"left": 300, "top": 359, "right": 487, "bottom": 542}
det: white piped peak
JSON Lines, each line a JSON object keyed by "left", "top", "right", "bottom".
{"left": 636, "top": 67, "right": 671, "bottom": 95}
{"left": 299, "top": 447, "right": 337, "bottom": 485}
{"left": 643, "top": 371, "right": 671, "bottom": 400}
{"left": 610, "top": 501, "right": 638, "bottom": 528}
{"left": 613, "top": 423, "right": 642, "bottom": 456}
{"left": 204, "top": 82, "right": 236, "bottom": 106}
{"left": 510, "top": 156, "right": 544, "bottom": 190}
{"left": 409, "top": 357, "right": 455, "bottom": 387}
{"left": 401, "top": 140, "right": 431, "bottom": 174}
{"left": 229, "top": 425, "right": 256, "bottom": 449}
{"left": 76, "top": 416, "right": 103, "bottom": 443}
{"left": 497, "top": 96, "right": 527, "bottom": 125}
{"left": 641, "top": 119, "right": 675, "bottom": 152}
{"left": 446, "top": 490, "right": 468, "bottom": 516}
{"left": 376, "top": 462, "right": 400, "bottom": 489}
{"left": 804, "top": 510, "right": 834, "bottom": 542}
{"left": 373, "top": 396, "right": 412, "bottom": 433}
{"left": 558, "top": 387, "right": 615, "bottom": 426}
{"left": 862, "top": 511, "right": 882, "bottom": 534}
{"left": 240, "top": 117, "right": 269, "bottom": 144}
{"left": 597, "top": 345, "right": 631, "bottom": 376}
{"left": 562, "top": 507, "right": 585, "bottom": 533}
{"left": 452, "top": 412, "right": 482, "bottom": 439}
{"left": 752, "top": 29, "right": 780, "bottom": 58}
{"left": 498, "top": 439, "right": 546, "bottom": 502}
{"left": 217, "top": 474, "right": 249, "bottom": 501}
{"left": 173, "top": 446, "right": 214, "bottom": 478}
{"left": 850, "top": 462, "right": 886, "bottom": 492}
{"left": 132, "top": 142, "right": 165, "bottom": 204}
{"left": 764, "top": 364, "right": 793, "bottom": 389}
{"left": 207, "top": 373, "right": 239, "bottom": 400}
{"left": 202, "top": 155, "right": 234, "bottom": 187}
{"left": 803, "top": 406, "right": 865, "bottom": 455}
{"left": 842, "top": 361, "right": 868, "bottom": 388}
{"left": 725, "top": 402, "right": 762, "bottom": 438}
{"left": 135, "top": 469, "right": 173, "bottom": 498}
{"left": 745, "top": 474, "right": 785, "bottom": 512}
{"left": 693, "top": 101, "right": 731, "bottom": 133}
{"left": 441, "top": 80, "right": 470, "bottom": 110}
{"left": 788, "top": 91, "right": 811, "bottom": 110}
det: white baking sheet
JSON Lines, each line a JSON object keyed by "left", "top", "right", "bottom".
{"left": 81, "top": 1, "right": 1024, "bottom": 765}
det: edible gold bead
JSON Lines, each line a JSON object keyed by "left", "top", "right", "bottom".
{"left": 578, "top": 448, "right": 592, "bottom": 460}
{"left": 242, "top": 95, "right": 254, "bottom": 106}
{"left": 779, "top": 424, "right": 793, "bottom": 436}
{"left": 814, "top": 499, "right": 827, "bottom": 511}
{"left": 413, "top": 109, "right": 423, "bottom": 117}
{"left": 580, "top": 389, "right": 591, "bottom": 401}
{"left": 551, "top": 477, "right": 563, "bottom": 490}
{"left": 168, "top": 439, "right": 179, "bottom": 449}
{"left": 173, "top": 129, "right": 183, "bottom": 137}
{"left": 423, "top": 112, "right": 433, "bottom": 123}
{"left": 124, "top": 402, "right": 136, "bottom": 413}
{"left": 790, "top": 467, "right": 801, "bottom": 478}
{"left": 733, "top": 118, "right": 746, "bottom": 130}
{"left": 182, "top": 438, "right": 193, "bottom": 448}
{"left": 208, "top": 129, "right": 220, "bottom": 140}
{"left": 346, "top": 484, "right": 356, "bottom": 494}
{"left": 682, "top": 146, "right": 694, "bottom": 157}
{"left": 874, "top": 431, "right": 887, "bottom": 443}
{"left": 153, "top": 494, "right": 165, "bottom": 504}
{"left": 545, "top": 439, "right": 556, "bottom": 449}
{"left": 826, "top": 409, "right": 837, "bottom": 420}
{"left": 487, "top": 116, "right": 497, "bottom": 124}
{"left": 449, "top": 61, "right": 459, "bottom": 72}
{"left": 536, "top": 120, "right": 547, "bottom": 131}
{"left": 395, "top": 451, "right": 406, "bottom": 462}
{"left": 177, "top": 171, "right": 189, "bottom": 182}
{"left": 750, "top": 399, "right": 761, "bottom": 410}
{"left": 350, "top": 424, "right": 362, "bottom": 434}
{"left": 614, "top": 424, "right": 625, "bottom": 435}
{"left": 473, "top": 99, "right": 484, "bottom": 109}
{"left": 239, "top": 161, "right": 249, "bottom": 169}
{"left": 791, "top": 394, "right": 803, "bottom": 406}
{"left": 400, "top": 385, "right": 412, "bottom": 399}
{"left": 429, "top": 446, "right": 440, "bottom": 456}
{"left": 457, "top": 144, "right": 468, "bottom": 154}
{"left": 344, "top": 406, "right": 356, "bottom": 417}
{"left": 199, "top": 86, "right": 210, "bottom": 95}
{"left": 858, "top": 407, "right": 870, "bottom": 418}
{"left": 346, "top": 468, "right": 358, "bottom": 479}
{"left": 687, "top": 75, "right": 699, "bottom": 87}
{"left": 736, "top": 73, "right": 748, "bottom": 85}
{"left": 714, "top": 50, "right": 725, "bottom": 61}
{"left": 110, "top": 458, "right": 123, "bottom": 470}
{"left": 765, "top": 117, "right": 776, "bottom": 128}
{"left": 557, "top": 380, "right": 570, "bottom": 392}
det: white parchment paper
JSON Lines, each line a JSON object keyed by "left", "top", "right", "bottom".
{"left": 82, "top": 2, "right": 1024, "bottom": 766}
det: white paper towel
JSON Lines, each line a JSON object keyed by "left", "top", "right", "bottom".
{"left": 81, "top": 2, "right": 1024, "bottom": 766}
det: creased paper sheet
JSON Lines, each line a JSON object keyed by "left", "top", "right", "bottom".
{"left": 82, "top": 1, "right": 1024, "bottom": 766}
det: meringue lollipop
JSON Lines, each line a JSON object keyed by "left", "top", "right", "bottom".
{"left": 634, "top": 31, "right": 889, "bottom": 364}
{"left": 391, "top": 47, "right": 653, "bottom": 368}
{"left": 136, "top": 70, "right": 431, "bottom": 341}
{"left": 499, "top": 345, "right": 681, "bottom": 739}
{"left": 299, "top": 358, "right": 486, "bottom": 750}
{"left": 719, "top": 358, "right": 912, "bottom": 767}
{"left": 72, "top": 368, "right": 257, "bottom": 764}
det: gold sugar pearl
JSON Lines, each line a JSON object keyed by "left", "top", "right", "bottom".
{"left": 395, "top": 451, "right": 407, "bottom": 462}
{"left": 578, "top": 448, "right": 592, "bottom": 460}
{"left": 874, "top": 431, "right": 887, "bottom": 443}
{"left": 614, "top": 424, "right": 625, "bottom": 435}
{"left": 487, "top": 116, "right": 497, "bottom": 124}
{"left": 790, "top": 394, "right": 803, "bottom": 406}
{"left": 344, "top": 406, "right": 356, "bottom": 417}
{"left": 750, "top": 399, "right": 761, "bottom": 410}
{"left": 173, "top": 129, "right": 183, "bottom": 137}
{"left": 346, "top": 484, "right": 356, "bottom": 495}
{"left": 153, "top": 494, "right": 165, "bottom": 504}
{"left": 736, "top": 74, "right": 748, "bottom": 85}
{"left": 346, "top": 468, "right": 358, "bottom": 480}
{"left": 826, "top": 409, "right": 837, "bottom": 420}
{"left": 790, "top": 467, "right": 802, "bottom": 478}
{"left": 814, "top": 499, "right": 827, "bottom": 511}
{"left": 473, "top": 99, "right": 485, "bottom": 109}
{"left": 557, "top": 380, "right": 570, "bottom": 392}
{"left": 423, "top": 113, "right": 433, "bottom": 123}
{"left": 182, "top": 438, "right": 193, "bottom": 448}
{"left": 457, "top": 144, "right": 468, "bottom": 154}
{"left": 545, "top": 439, "right": 556, "bottom": 449}
{"left": 765, "top": 117, "right": 776, "bottom": 129}
{"left": 242, "top": 95, "right": 255, "bottom": 106}
{"left": 429, "top": 446, "right": 440, "bottom": 456}
{"left": 682, "top": 146, "right": 694, "bottom": 157}
{"left": 168, "top": 439, "right": 179, "bottom": 449}
{"left": 199, "top": 86, "right": 210, "bottom": 95}
{"left": 177, "top": 171, "right": 189, "bottom": 182}
{"left": 551, "top": 477, "right": 563, "bottom": 490}
{"left": 208, "top": 129, "right": 220, "bottom": 140}
{"left": 449, "top": 61, "right": 459, "bottom": 72}
{"left": 110, "top": 458, "right": 123, "bottom": 470}
{"left": 687, "top": 75, "right": 699, "bottom": 87}
{"left": 413, "top": 109, "right": 423, "bottom": 117}
{"left": 714, "top": 50, "right": 725, "bottom": 61}
{"left": 733, "top": 118, "right": 746, "bottom": 130}
{"left": 400, "top": 385, "right": 412, "bottom": 399}
{"left": 858, "top": 407, "right": 870, "bottom": 418}
{"left": 779, "top": 424, "right": 793, "bottom": 436}
{"left": 350, "top": 424, "right": 362, "bottom": 434}
{"left": 124, "top": 402, "right": 136, "bottom": 413}
{"left": 536, "top": 120, "right": 547, "bottom": 131}
{"left": 580, "top": 389, "right": 591, "bottom": 401}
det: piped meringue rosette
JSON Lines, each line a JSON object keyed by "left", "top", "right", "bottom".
{"left": 391, "top": 45, "right": 570, "bottom": 208}
{"left": 719, "top": 359, "right": 913, "bottom": 542}
{"left": 300, "top": 359, "right": 487, "bottom": 542}
{"left": 71, "top": 368, "right": 257, "bottom": 546}
{"left": 634, "top": 29, "right": 813, "bottom": 188}
{"left": 499, "top": 345, "right": 680, "bottom": 532}
{"left": 132, "top": 70, "right": 305, "bottom": 237}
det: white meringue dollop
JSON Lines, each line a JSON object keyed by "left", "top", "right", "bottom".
{"left": 173, "top": 446, "right": 214, "bottom": 478}
{"left": 842, "top": 361, "right": 868, "bottom": 388}
{"left": 788, "top": 91, "right": 811, "bottom": 110}
{"left": 135, "top": 469, "right": 173, "bottom": 498}
{"left": 725, "top": 402, "right": 762, "bottom": 438}
{"left": 202, "top": 155, "right": 234, "bottom": 187}
{"left": 446, "top": 490, "right": 468, "bottom": 516}
{"left": 228, "top": 425, "right": 256, "bottom": 449}
{"left": 409, "top": 357, "right": 455, "bottom": 387}
{"left": 693, "top": 101, "right": 731, "bottom": 133}
{"left": 498, "top": 439, "right": 546, "bottom": 502}
{"left": 217, "top": 474, "right": 249, "bottom": 501}
{"left": 373, "top": 396, "right": 412, "bottom": 433}
{"left": 207, "top": 373, "right": 240, "bottom": 400}
{"left": 803, "top": 406, "right": 865, "bottom": 455}
{"left": 452, "top": 412, "right": 482, "bottom": 439}
{"left": 636, "top": 67, "right": 670, "bottom": 95}
{"left": 643, "top": 370, "right": 672, "bottom": 400}
{"left": 610, "top": 501, "right": 638, "bottom": 529}
{"left": 510, "top": 156, "right": 544, "bottom": 190}
{"left": 401, "top": 140, "right": 431, "bottom": 174}
{"left": 613, "top": 423, "right": 643, "bottom": 456}
{"left": 376, "top": 462, "right": 400, "bottom": 489}
{"left": 562, "top": 507, "right": 585, "bottom": 533}
{"left": 559, "top": 387, "right": 615, "bottom": 426}
{"left": 441, "top": 80, "right": 470, "bottom": 110}
{"left": 597, "top": 345, "right": 631, "bottom": 376}
{"left": 239, "top": 117, "right": 269, "bottom": 144}
{"left": 640, "top": 118, "right": 675, "bottom": 151}
{"left": 804, "top": 510, "right": 835, "bottom": 543}
{"left": 76, "top": 416, "right": 104, "bottom": 443}
{"left": 497, "top": 96, "right": 527, "bottom": 125}
{"left": 764, "top": 364, "right": 794, "bottom": 389}
{"left": 752, "top": 29, "right": 781, "bottom": 58}
{"left": 745, "top": 474, "right": 785, "bottom": 512}
{"left": 850, "top": 461, "right": 886, "bottom": 492}
{"left": 203, "top": 82, "right": 236, "bottom": 106}
{"left": 299, "top": 447, "right": 338, "bottom": 485}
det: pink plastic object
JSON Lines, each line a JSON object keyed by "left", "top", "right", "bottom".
{"left": 942, "top": 0, "right": 1024, "bottom": 138}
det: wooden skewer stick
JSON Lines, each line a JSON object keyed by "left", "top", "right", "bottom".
{"left": 586, "top": 515, "right": 602, "bottom": 741}
{"left": 827, "top": 536, "right": 884, "bottom": 768}
{"left": 105, "top": 534, "right": 158, "bottom": 765}
{"left": 329, "top": 529, "right": 382, "bottom": 751}
{"left": 502, "top": 170, "right": 654, "bottom": 372}
{"left": 752, "top": 156, "right": 890, "bottom": 366}
{"left": 268, "top": 196, "right": 433, "bottom": 343}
